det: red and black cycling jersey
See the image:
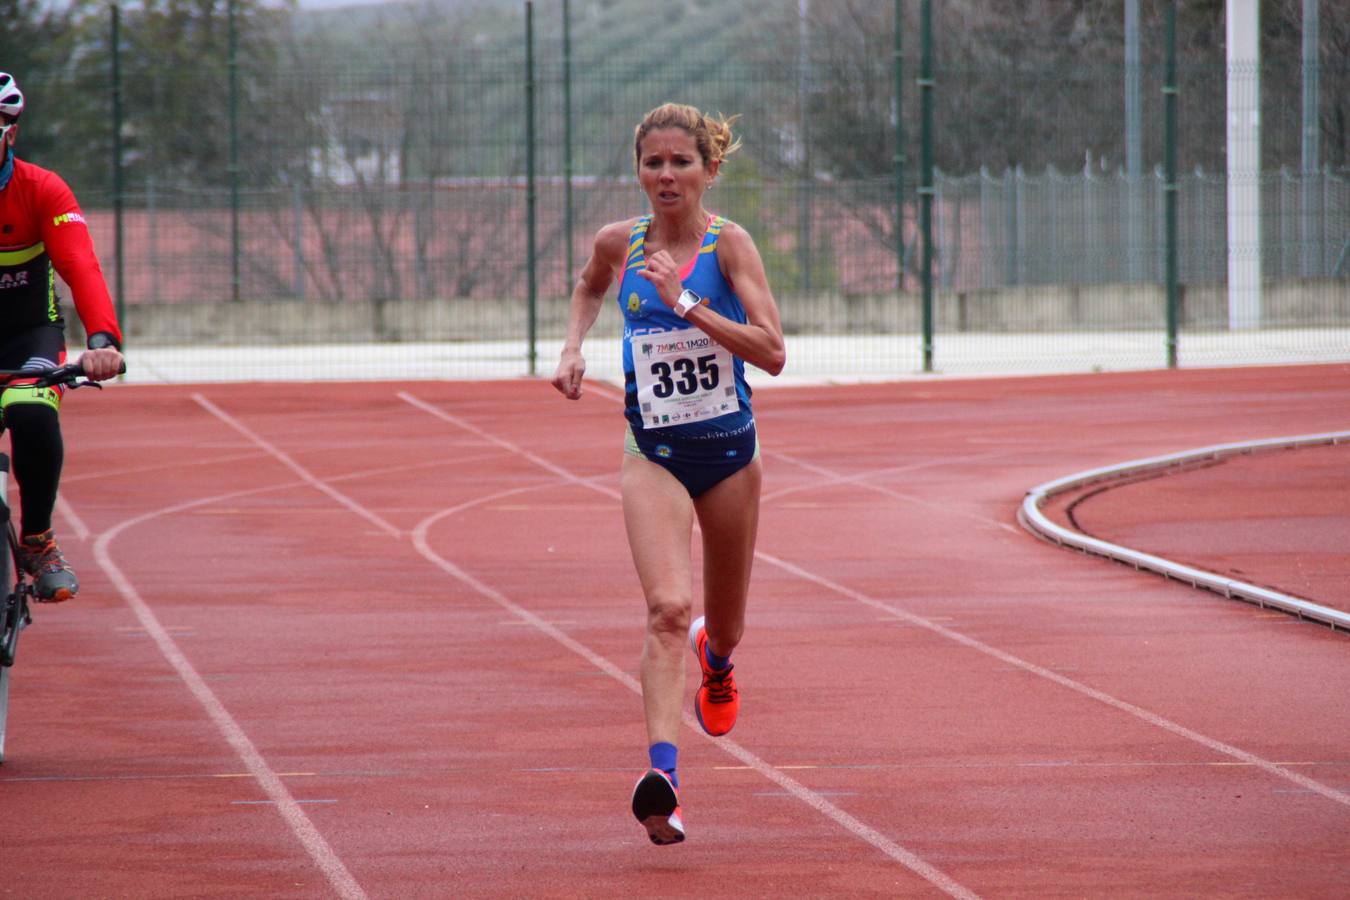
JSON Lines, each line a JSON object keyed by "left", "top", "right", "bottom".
{"left": 0, "top": 156, "right": 122, "bottom": 347}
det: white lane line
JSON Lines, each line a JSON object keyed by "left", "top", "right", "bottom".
{"left": 756, "top": 550, "right": 1350, "bottom": 810}
{"left": 588, "top": 380, "right": 1016, "bottom": 533}
{"left": 72, "top": 447, "right": 549, "bottom": 897}
{"left": 407, "top": 496, "right": 979, "bottom": 900}
{"left": 767, "top": 448, "right": 1023, "bottom": 535}
{"left": 193, "top": 394, "right": 401, "bottom": 539}
{"left": 192, "top": 398, "right": 952, "bottom": 884}
{"left": 92, "top": 482, "right": 369, "bottom": 900}
{"left": 402, "top": 391, "right": 1350, "bottom": 813}
{"left": 399, "top": 392, "right": 979, "bottom": 899}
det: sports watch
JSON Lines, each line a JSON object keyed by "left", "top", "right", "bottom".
{"left": 674, "top": 289, "right": 703, "bottom": 319}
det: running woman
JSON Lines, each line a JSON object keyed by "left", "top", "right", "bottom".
{"left": 0, "top": 72, "right": 125, "bottom": 601}
{"left": 551, "top": 103, "right": 785, "bottom": 845}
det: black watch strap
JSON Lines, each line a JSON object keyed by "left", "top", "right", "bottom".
{"left": 87, "top": 331, "right": 121, "bottom": 351}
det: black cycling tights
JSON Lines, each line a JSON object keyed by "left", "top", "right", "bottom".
{"left": 4, "top": 402, "right": 64, "bottom": 538}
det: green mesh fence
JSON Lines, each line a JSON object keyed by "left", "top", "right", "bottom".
{"left": 14, "top": 1, "right": 1348, "bottom": 382}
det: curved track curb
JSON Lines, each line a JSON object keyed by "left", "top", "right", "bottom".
{"left": 1020, "top": 431, "right": 1350, "bottom": 632}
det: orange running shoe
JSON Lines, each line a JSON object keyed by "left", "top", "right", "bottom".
{"left": 630, "top": 768, "right": 684, "bottom": 845}
{"left": 688, "top": 615, "right": 738, "bottom": 736}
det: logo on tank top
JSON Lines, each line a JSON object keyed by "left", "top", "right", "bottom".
{"left": 627, "top": 292, "right": 649, "bottom": 319}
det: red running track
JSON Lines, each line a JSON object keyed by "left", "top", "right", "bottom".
{"left": 1, "top": 363, "right": 1347, "bottom": 898}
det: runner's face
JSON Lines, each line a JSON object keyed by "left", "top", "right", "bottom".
{"left": 638, "top": 128, "right": 716, "bottom": 214}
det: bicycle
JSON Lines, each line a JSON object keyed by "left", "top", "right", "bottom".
{"left": 0, "top": 361, "right": 118, "bottom": 763}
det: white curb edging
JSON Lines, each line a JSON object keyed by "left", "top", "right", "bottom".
{"left": 1019, "top": 431, "right": 1350, "bottom": 632}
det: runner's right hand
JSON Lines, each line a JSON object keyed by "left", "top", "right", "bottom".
{"left": 553, "top": 350, "right": 586, "bottom": 400}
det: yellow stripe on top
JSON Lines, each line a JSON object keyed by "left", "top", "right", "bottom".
{"left": 46, "top": 260, "right": 57, "bottom": 321}
{"left": 625, "top": 216, "right": 651, "bottom": 272}
{"left": 699, "top": 216, "right": 726, "bottom": 254}
{"left": 0, "top": 242, "right": 45, "bottom": 266}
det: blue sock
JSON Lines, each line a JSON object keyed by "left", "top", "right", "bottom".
{"left": 649, "top": 741, "right": 678, "bottom": 787}
{"left": 705, "top": 643, "right": 731, "bottom": 671}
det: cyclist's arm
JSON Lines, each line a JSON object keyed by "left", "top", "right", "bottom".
{"left": 36, "top": 169, "right": 123, "bottom": 352}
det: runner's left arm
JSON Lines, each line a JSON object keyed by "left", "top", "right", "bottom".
{"left": 681, "top": 222, "right": 785, "bottom": 375}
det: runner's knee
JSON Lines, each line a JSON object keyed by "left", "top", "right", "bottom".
{"left": 646, "top": 598, "right": 691, "bottom": 642}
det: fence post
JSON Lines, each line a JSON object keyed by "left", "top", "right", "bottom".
{"left": 918, "top": 0, "right": 934, "bottom": 372}
{"left": 1015, "top": 165, "right": 1026, "bottom": 285}
{"left": 293, "top": 181, "right": 304, "bottom": 300}
{"left": 893, "top": 0, "right": 905, "bottom": 293}
{"left": 1327, "top": 164, "right": 1339, "bottom": 275}
{"left": 525, "top": 0, "right": 538, "bottom": 376}
{"left": 1225, "top": 0, "right": 1262, "bottom": 329}
{"left": 1000, "top": 168, "right": 1012, "bottom": 286}
{"left": 1164, "top": 0, "right": 1179, "bottom": 367}
{"left": 562, "top": 0, "right": 574, "bottom": 290}
{"left": 1125, "top": 0, "right": 1144, "bottom": 283}
{"left": 228, "top": 0, "right": 240, "bottom": 303}
{"left": 148, "top": 175, "right": 158, "bottom": 304}
{"left": 978, "top": 166, "right": 992, "bottom": 289}
{"left": 1082, "top": 159, "right": 1097, "bottom": 286}
{"left": 1300, "top": 0, "right": 1320, "bottom": 277}
{"left": 798, "top": 0, "right": 813, "bottom": 296}
{"left": 111, "top": 4, "right": 125, "bottom": 331}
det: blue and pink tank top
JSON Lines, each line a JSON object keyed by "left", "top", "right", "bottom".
{"left": 617, "top": 214, "right": 754, "bottom": 439}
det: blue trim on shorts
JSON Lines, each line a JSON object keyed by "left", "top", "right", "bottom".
{"left": 627, "top": 421, "right": 758, "bottom": 498}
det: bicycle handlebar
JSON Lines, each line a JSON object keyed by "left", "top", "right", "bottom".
{"left": 0, "top": 360, "right": 127, "bottom": 389}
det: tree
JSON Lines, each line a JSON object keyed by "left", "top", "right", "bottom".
{"left": 0, "top": 0, "right": 94, "bottom": 183}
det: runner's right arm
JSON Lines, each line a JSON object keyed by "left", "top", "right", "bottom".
{"left": 552, "top": 220, "right": 630, "bottom": 400}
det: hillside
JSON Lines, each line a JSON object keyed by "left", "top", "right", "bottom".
{"left": 287, "top": 0, "right": 800, "bottom": 178}
{"left": 293, "top": 0, "right": 789, "bottom": 70}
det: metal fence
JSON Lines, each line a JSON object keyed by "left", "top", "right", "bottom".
{"left": 82, "top": 165, "right": 1350, "bottom": 308}
{"left": 943, "top": 166, "right": 1350, "bottom": 291}
{"left": 27, "top": 2, "right": 1349, "bottom": 380}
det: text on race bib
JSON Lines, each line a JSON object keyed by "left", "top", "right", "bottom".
{"left": 631, "top": 330, "right": 739, "bottom": 428}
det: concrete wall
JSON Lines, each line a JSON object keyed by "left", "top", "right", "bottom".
{"left": 71, "top": 279, "right": 1347, "bottom": 347}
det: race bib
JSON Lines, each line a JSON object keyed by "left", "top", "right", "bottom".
{"left": 630, "top": 329, "right": 740, "bottom": 428}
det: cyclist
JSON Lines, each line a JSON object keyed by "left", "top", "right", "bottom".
{"left": 0, "top": 72, "right": 124, "bottom": 602}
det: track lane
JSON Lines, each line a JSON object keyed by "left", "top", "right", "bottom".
{"left": 3, "top": 367, "right": 1346, "bottom": 898}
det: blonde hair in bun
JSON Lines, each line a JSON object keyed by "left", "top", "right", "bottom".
{"left": 634, "top": 102, "right": 742, "bottom": 171}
